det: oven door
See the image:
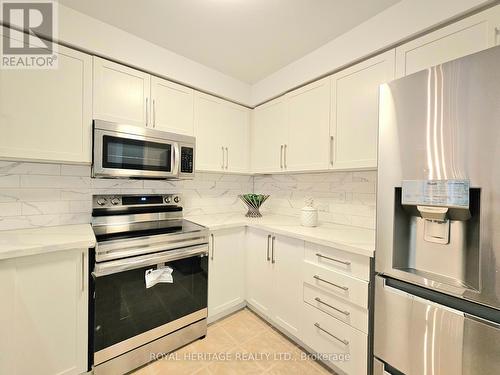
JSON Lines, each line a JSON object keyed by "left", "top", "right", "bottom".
{"left": 93, "top": 126, "right": 179, "bottom": 179}
{"left": 91, "top": 245, "right": 208, "bottom": 365}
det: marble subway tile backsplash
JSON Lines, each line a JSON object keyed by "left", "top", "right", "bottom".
{"left": 0, "top": 161, "right": 376, "bottom": 231}
{"left": 253, "top": 171, "right": 376, "bottom": 229}
{"left": 0, "top": 161, "right": 252, "bottom": 231}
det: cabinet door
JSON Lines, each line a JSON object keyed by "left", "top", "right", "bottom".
{"left": 251, "top": 97, "right": 288, "bottom": 173}
{"left": 0, "top": 38, "right": 92, "bottom": 163}
{"left": 330, "top": 50, "right": 395, "bottom": 169}
{"left": 193, "top": 92, "right": 225, "bottom": 171}
{"left": 208, "top": 228, "right": 246, "bottom": 321}
{"left": 395, "top": 6, "right": 500, "bottom": 78}
{"left": 285, "top": 77, "right": 330, "bottom": 171}
{"left": 245, "top": 228, "right": 274, "bottom": 317}
{"left": 271, "top": 235, "right": 304, "bottom": 338}
{"left": 151, "top": 77, "right": 194, "bottom": 135}
{"left": 221, "top": 102, "right": 250, "bottom": 173}
{"left": 93, "top": 57, "right": 151, "bottom": 127}
{"left": 0, "top": 249, "right": 88, "bottom": 375}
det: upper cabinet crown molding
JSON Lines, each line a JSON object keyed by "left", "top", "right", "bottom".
{"left": 395, "top": 5, "right": 500, "bottom": 78}
{"left": 93, "top": 57, "right": 151, "bottom": 127}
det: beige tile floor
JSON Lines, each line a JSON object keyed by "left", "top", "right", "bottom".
{"left": 132, "top": 308, "right": 335, "bottom": 375}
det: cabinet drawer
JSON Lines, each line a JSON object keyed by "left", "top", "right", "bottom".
{"left": 304, "top": 261, "right": 368, "bottom": 308}
{"left": 305, "top": 242, "right": 370, "bottom": 281}
{"left": 304, "top": 283, "right": 368, "bottom": 333}
{"left": 303, "top": 302, "right": 367, "bottom": 375}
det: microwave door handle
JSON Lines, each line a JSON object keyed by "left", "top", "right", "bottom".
{"left": 92, "top": 245, "right": 208, "bottom": 277}
{"left": 173, "top": 143, "right": 180, "bottom": 175}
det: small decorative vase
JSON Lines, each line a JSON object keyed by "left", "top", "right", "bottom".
{"left": 301, "top": 197, "right": 318, "bottom": 227}
{"left": 238, "top": 194, "right": 269, "bottom": 218}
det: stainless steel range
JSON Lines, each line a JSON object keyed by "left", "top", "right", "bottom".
{"left": 90, "top": 194, "right": 209, "bottom": 375}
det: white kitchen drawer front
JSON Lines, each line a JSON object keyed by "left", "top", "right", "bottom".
{"left": 303, "top": 302, "right": 368, "bottom": 375}
{"left": 304, "top": 283, "right": 368, "bottom": 334}
{"left": 304, "top": 261, "right": 368, "bottom": 308}
{"left": 305, "top": 242, "right": 370, "bottom": 281}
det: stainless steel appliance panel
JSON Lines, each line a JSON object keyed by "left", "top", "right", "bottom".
{"left": 374, "top": 276, "right": 500, "bottom": 375}
{"left": 376, "top": 45, "right": 500, "bottom": 308}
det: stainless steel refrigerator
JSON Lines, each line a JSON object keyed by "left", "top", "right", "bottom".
{"left": 374, "top": 45, "right": 500, "bottom": 375}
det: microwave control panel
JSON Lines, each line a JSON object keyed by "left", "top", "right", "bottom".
{"left": 180, "top": 147, "right": 194, "bottom": 174}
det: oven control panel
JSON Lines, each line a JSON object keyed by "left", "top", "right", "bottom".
{"left": 180, "top": 146, "right": 194, "bottom": 174}
{"left": 92, "top": 194, "right": 182, "bottom": 208}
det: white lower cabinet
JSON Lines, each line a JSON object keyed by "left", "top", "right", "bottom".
{"left": 303, "top": 303, "right": 368, "bottom": 375}
{"left": 207, "top": 228, "right": 246, "bottom": 321}
{"left": 245, "top": 228, "right": 304, "bottom": 338}
{"left": 0, "top": 249, "right": 88, "bottom": 375}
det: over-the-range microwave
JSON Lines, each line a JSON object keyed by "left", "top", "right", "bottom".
{"left": 92, "top": 120, "right": 195, "bottom": 179}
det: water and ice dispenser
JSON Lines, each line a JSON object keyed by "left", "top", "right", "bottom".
{"left": 392, "top": 180, "right": 480, "bottom": 291}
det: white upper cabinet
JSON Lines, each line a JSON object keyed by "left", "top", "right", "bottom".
{"left": 194, "top": 92, "right": 225, "bottom": 171}
{"left": 150, "top": 77, "right": 194, "bottom": 135}
{"left": 251, "top": 97, "right": 288, "bottom": 173}
{"left": 194, "top": 91, "right": 250, "bottom": 173}
{"left": 330, "top": 50, "right": 395, "bottom": 170}
{"left": 395, "top": 6, "right": 500, "bottom": 78}
{"left": 285, "top": 77, "right": 331, "bottom": 172}
{"left": 0, "top": 37, "right": 92, "bottom": 163}
{"left": 93, "top": 57, "right": 151, "bottom": 127}
{"left": 221, "top": 102, "right": 250, "bottom": 173}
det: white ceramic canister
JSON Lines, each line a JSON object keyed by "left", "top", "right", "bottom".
{"left": 301, "top": 197, "right": 318, "bottom": 227}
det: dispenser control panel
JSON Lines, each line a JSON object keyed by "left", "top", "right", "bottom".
{"left": 402, "top": 179, "right": 470, "bottom": 208}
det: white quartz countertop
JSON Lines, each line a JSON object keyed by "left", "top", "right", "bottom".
{"left": 0, "top": 224, "right": 96, "bottom": 260}
{"left": 186, "top": 213, "right": 375, "bottom": 257}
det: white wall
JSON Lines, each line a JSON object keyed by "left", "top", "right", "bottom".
{"left": 250, "top": 0, "right": 492, "bottom": 105}
{"left": 46, "top": 4, "right": 253, "bottom": 106}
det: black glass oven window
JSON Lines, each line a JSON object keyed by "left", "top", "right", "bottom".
{"left": 93, "top": 255, "right": 208, "bottom": 352}
{"left": 102, "top": 135, "right": 172, "bottom": 172}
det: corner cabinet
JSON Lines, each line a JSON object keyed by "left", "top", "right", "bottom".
{"left": 0, "top": 249, "right": 89, "bottom": 375}
{"left": 194, "top": 92, "right": 250, "bottom": 173}
{"left": 330, "top": 50, "right": 395, "bottom": 170}
{"left": 207, "top": 228, "right": 246, "bottom": 322}
{"left": 250, "top": 97, "right": 288, "bottom": 173}
{"left": 395, "top": 6, "right": 500, "bottom": 78}
{"left": 0, "top": 36, "right": 92, "bottom": 163}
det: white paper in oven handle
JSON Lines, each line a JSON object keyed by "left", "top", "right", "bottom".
{"left": 145, "top": 266, "right": 173, "bottom": 288}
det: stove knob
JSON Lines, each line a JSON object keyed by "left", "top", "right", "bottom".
{"left": 111, "top": 197, "right": 120, "bottom": 206}
{"left": 173, "top": 196, "right": 180, "bottom": 203}
{"left": 164, "top": 196, "right": 172, "bottom": 204}
{"left": 96, "top": 197, "right": 107, "bottom": 206}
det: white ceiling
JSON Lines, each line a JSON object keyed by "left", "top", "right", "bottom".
{"left": 57, "top": 0, "right": 401, "bottom": 84}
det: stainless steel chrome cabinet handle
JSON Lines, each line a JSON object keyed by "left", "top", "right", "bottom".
{"left": 329, "top": 136, "right": 334, "bottom": 165}
{"left": 225, "top": 147, "right": 229, "bottom": 169}
{"left": 146, "top": 97, "right": 149, "bottom": 126}
{"left": 211, "top": 233, "right": 215, "bottom": 260}
{"left": 221, "top": 146, "right": 225, "bottom": 169}
{"left": 314, "top": 297, "right": 350, "bottom": 316}
{"left": 316, "top": 252, "right": 351, "bottom": 266}
{"left": 313, "top": 275, "right": 349, "bottom": 291}
{"left": 267, "top": 234, "right": 271, "bottom": 261}
{"left": 271, "top": 236, "right": 276, "bottom": 264}
{"left": 284, "top": 144, "right": 287, "bottom": 168}
{"left": 81, "top": 251, "right": 85, "bottom": 293}
{"left": 280, "top": 145, "right": 284, "bottom": 169}
{"left": 152, "top": 99, "right": 156, "bottom": 128}
{"left": 314, "top": 323, "right": 349, "bottom": 345}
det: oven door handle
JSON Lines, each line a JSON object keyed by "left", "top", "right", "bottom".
{"left": 172, "top": 142, "right": 180, "bottom": 176}
{"left": 92, "top": 244, "right": 208, "bottom": 277}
